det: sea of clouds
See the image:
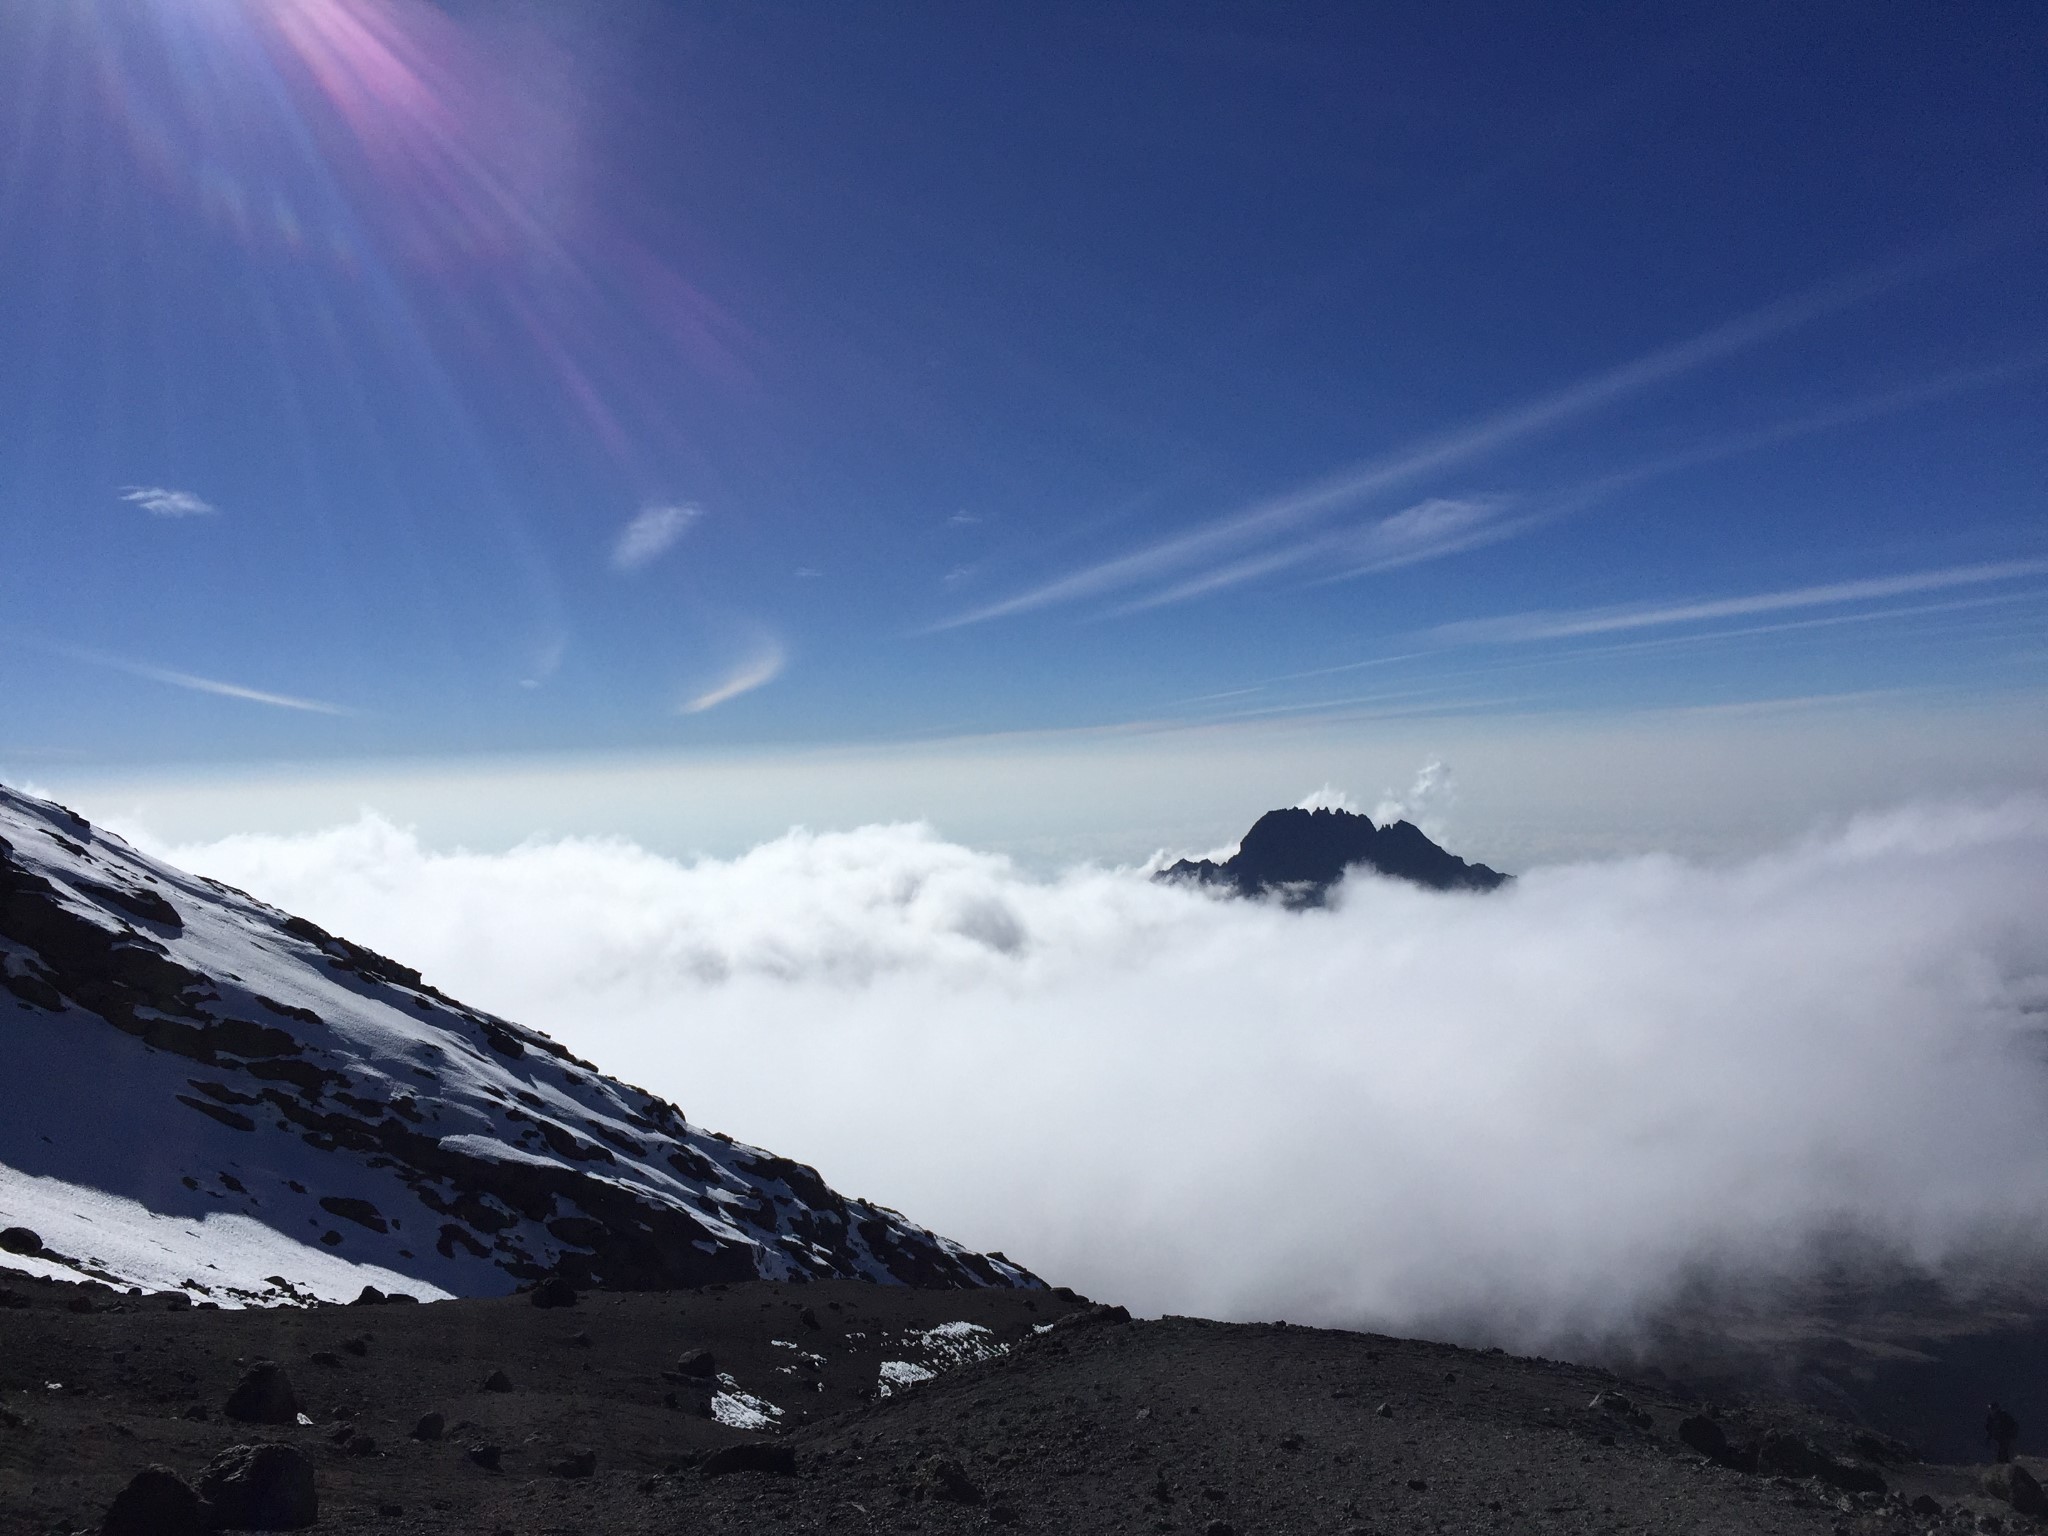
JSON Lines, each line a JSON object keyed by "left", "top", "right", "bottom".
{"left": 142, "top": 797, "right": 2048, "bottom": 1351}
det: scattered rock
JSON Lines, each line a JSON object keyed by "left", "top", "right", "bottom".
{"left": 923, "top": 1457, "right": 985, "bottom": 1505}
{"left": 481, "top": 1368, "right": 514, "bottom": 1393}
{"left": 1985, "top": 1462, "right": 2047, "bottom": 1517}
{"left": 411, "top": 1412, "right": 445, "bottom": 1442}
{"left": 196, "top": 1442, "right": 318, "bottom": 1531}
{"left": 549, "top": 1449, "right": 597, "bottom": 1478}
{"left": 1205, "top": 1522, "right": 1237, "bottom": 1536}
{"left": 350, "top": 1286, "right": 388, "bottom": 1307}
{"left": 676, "top": 1349, "right": 716, "bottom": 1378}
{"left": 700, "top": 1443, "right": 797, "bottom": 1477}
{"left": 223, "top": 1361, "right": 299, "bottom": 1425}
{"left": 1911, "top": 1494, "right": 1943, "bottom": 1517}
{"left": 100, "top": 1464, "right": 209, "bottom": 1536}
{"left": 341, "top": 1336, "right": 369, "bottom": 1357}
{"left": 467, "top": 1444, "right": 502, "bottom": 1471}
{"left": 1374, "top": 1402, "right": 1394, "bottom": 1419}
{"left": 345, "top": 1434, "right": 377, "bottom": 1457}
{"left": 529, "top": 1275, "right": 579, "bottom": 1309}
{"left": 310, "top": 1351, "right": 343, "bottom": 1368}
{"left": 0, "top": 1226, "right": 43, "bottom": 1256}
{"left": 797, "top": 1305, "right": 820, "bottom": 1330}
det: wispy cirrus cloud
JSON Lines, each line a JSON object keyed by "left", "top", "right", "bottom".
{"left": 682, "top": 638, "right": 785, "bottom": 714}
{"left": 59, "top": 647, "right": 355, "bottom": 714}
{"left": 927, "top": 248, "right": 1953, "bottom": 632}
{"left": 119, "top": 486, "right": 216, "bottom": 518}
{"left": 611, "top": 503, "right": 700, "bottom": 572}
{"left": 1426, "top": 559, "right": 2048, "bottom": 647}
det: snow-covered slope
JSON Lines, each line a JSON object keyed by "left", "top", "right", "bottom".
{"left": 0, "top": 783, "right": 1037, "bottom": 1303}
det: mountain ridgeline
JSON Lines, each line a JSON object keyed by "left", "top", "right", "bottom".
{"left": 1157, "top": 806, "right": 1509, "bottom": 905}
{"left": 0, "top": 783, "right": 1036, "bottom": 1303}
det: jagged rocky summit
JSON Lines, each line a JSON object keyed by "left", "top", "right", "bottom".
{"left": 0, "top": 783, "right": 1037, "bottom": 1304}
{"left": 1157, "top": 805, "right": 1509, "bottom": 906}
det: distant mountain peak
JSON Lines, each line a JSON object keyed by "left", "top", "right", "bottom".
{"left": 1156, "top": 805, "right": 1508, "bottom": 905}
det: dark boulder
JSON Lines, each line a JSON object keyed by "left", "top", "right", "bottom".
{"left": 700, "top": 1443, "right": 796, "bottom": 1477}
{"left": 223, "top": 1361, "right": 299, "bottom": 1425}
{"left": 101, "top": 1465, "right": 209, "bottom": 1536}
{"left": 923, "top": 1457, "right": 985, "bottom": 1505}
{"left": 410, "top": 1411, "right": 445, "bottom": 1441}
{"left": 0, "top": 1226, "right": 43, "bottom": 1257}
{"left": 529, "top": 1275, "right": 579, "bottom": 1309}
{"left": 676, "top": 1348, "right": 716, "bottom": 1378}
{"left": 549, "top": 1449, "right": 597, "bottom": 1478}
{"left": 196, "top": 1443, "right": 317, "bottom": 1531}
{"left": 1757, "top": 1431, "right": 1826, "bottom": 1479}
{"left": 1986, "top": 1462, "right": 2048, "bottom": 1517}
{"left": 1677, "top": 1414, "right": 1731, "bottom": 1461}
{"left": 481, "top": 1368, "right": 514, "bottom": 1392}
{"left": 467, "top": 1444, "right": 502, "bottom": 1471}
{"left": 349, "top": 1286, "right": 388, "bottom": 1306}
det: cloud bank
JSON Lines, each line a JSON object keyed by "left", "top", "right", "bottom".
{"left": 148, "top": 802, "right": 2048, "bottom": 1348}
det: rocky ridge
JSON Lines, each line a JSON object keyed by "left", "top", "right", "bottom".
{"left": 0, "top": 783, "right": 1036, "bottom": 1302}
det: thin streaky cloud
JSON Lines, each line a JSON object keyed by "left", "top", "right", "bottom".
{"left": 58, "top": 648, "right": 355, "bottom": 715}
{"left": 927, "top": 241, "right": 1975, "bottom": 633}
{"left": 1561, "top": 349, "right": 2048, "bottom": 508}
{"left": 1154, "top": 348, "right": 2048, "bottom": 618}
{"left": 1426, "top": 560, "right": 2048, "bottom": 646}
{"left": 119, "top": 485, "right": 217, "bottom": 518}
{"left": 682, "top": 640, "right": 786, "bottom": 714}
{"left": 611, "top": 503, "right": 701, "bottom": 572}
{"left": 1118, "top": 499, "right": 1524, "bottom": 614}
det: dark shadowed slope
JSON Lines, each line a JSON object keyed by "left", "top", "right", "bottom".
{"left": 0, "top": 783, "right": 1036, "bottom": 1302}
{"left": 1158, "top": 806, "right": 1509, "bottom": 905}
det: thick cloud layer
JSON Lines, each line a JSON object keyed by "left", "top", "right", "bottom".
{"left": 145, "top": 802, "right": 2048, "bottom": 1348}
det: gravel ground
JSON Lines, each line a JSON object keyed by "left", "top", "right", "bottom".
{"left": 0, "top": 1273, "right": 2037, "bottom": 1535}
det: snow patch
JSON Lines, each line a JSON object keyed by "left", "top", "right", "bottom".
{"left": 0, "top": 1164, "right": 449, "bottom": 1306}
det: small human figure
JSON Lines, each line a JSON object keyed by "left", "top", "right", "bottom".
{"left": 1986, "top": 1401, "right": 2019, "bottom": 1464}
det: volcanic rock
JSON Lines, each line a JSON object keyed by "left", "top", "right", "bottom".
{"left": 1985, "top": 1461, "right": 2047, "bottom": 1516}
{"left": 100, "top": 1464, "right": 208, "bottom": 1536}
{"left": 196, "top": 1442, "right": 317, "bottom": 1530}
{"left": 0, "top": 1225, "right": 43, "bottom": 1256}
{"left": 223, "top": 1361, "right": 299, "bottom": 1425}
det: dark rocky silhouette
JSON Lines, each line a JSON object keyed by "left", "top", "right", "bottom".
{"left": 100, "top": 1465, "right": 208, "bottom": 1536}
{"left": 1157, "top": 806, "right": 1508, "bottom": 905}
{"left": 194, "top": 1442, "right": 317, "bottom": 1530}
{"left": 222, "top": 1362, "right": 298, "bottom": 1426}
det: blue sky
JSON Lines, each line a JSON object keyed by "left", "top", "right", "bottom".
{"left": 1, "top": 1, "right": 2043, "bottom": 844}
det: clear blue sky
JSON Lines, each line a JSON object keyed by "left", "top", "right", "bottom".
{"left": 2, "top": 0, "right": 2043, "bottom": 781}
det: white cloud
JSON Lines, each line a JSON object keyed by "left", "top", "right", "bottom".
{"left": 119, "top": 486, "right": 217, "bottom": 518}
{"left": 1294, "top": 784, "right": 1358, "bottom": 813}
{"left": 152, "top": 798, "right": 2048, "bottom": 1351}
{"left": 611, "top": 503, "right": 700, "bottom": 572}
{"left": 1428, "top": 559, "right": 2048, "bottom": 646}
{"left": 1372, "top": 759, "right": 1454, "bottom": 832}
{"left": 682, "top": 639, "right": 785, "bottom": 714}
